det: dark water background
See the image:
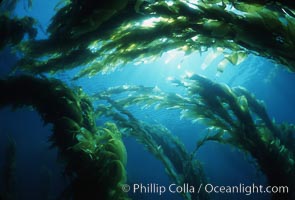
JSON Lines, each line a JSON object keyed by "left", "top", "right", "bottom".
{"left": 1, "top": 1, "right": 295, "bottom": 200}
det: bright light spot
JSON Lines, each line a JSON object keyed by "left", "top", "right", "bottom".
{"left": 165, "top": 50, "right": 177, "bottom": 64}
{"left": 189, "top": 0, "right": 200, "bottom": 4}
{"left": 166, "top": 76, "right": 174, "bottom": 81}
{"left": 164, "top": 49, "right": 185, "bottom": 64}
{"left": 216, "top": 47, "right": 224, "bottom": 52}
{"left": 181, "top": 45, "right": 189, "bottom": 51}
{"left": 225, "top": 3, "right": 246, "bottom": 16}
{"left": 153, "top": 86, "right": 161, "bottom": 92}
{"left": 188, "top": 3, "right": 198, "bottom": 9}
{"left": 122, "top": 85, "right": 129, "bottom": 89}
{"left": 181, "top": 0, "right": 199, "bottom": 9}
{"left": 121, "top": 23, "right": 133, "bottom": 31}
{"left": 160, "top": 38, "right": 168, "bottom": 42}
{"left": 88, "top": 41, "right": 102, "bottom": 53}
{"left": 201, "top": 49, "right": 223, "bottom": 70}
{"left": 141, "top": 17, "right": 174, "bottom": 28}
{"left": 166, "top": 1, "right": 174, "bottom": 6}
{"left": 185, "top": 71, "right": 193, "bottom": 77}
{"left": 141, "top": 17, "right": 162, "bottom": 28}
{"left": 191, "top": 35, "right": 199, "bottom": 41}
{"left": 126, "top": 43, "right": 136, "bottom": 52}
{"left": 217, "top": 58, "right": 230, "bottom": 73}
{"left": 177, "top": 63, "right": 181, "bottom": 69}
{"left": 133, "top": 61, "right": 142, "bottom": 66}
{"left": 177, "top": 16, "right": 186, "bottom": 21}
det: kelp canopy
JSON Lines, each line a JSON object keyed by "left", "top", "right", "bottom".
{"left": 15, "top": 0, "right": 295, "bottom": 79}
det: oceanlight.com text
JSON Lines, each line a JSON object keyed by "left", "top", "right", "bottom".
{"left": 204, "top": 183, "right": 288, "bottom": 196}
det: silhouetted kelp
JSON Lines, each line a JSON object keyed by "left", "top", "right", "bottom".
{"left": 93, "top": 74, "right": 295, "bottom": 200}
{"left": 0, "top": 14, "right": 36, "bottom": 50}
{"left": 14, "top": 0, "right": 295, "bottom": 78}
{"left": 95, "top": 95, "right": 209, "bottom": 200}
{"left": 0, "top": 0, "right": 18, "bottom": 12}
{"left": 0, "top": 75, "right": 129, "bottom": 200}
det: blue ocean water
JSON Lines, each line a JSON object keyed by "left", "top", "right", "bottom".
{"left": 0, "top": 1, "right": 295, "bottom": 200}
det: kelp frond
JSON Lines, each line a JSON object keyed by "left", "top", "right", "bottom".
{"left": 14, "top": 0, "right": 295, "bottom": 78}
{"left": 0, "top": 75, "right": 129, "bottom": 200}
{"left": 94, "top": 92, "right": 209, "bottom": 200}
{"left": 94, "top": 73, "right": 295, "bottom": 199}
{"left": 0, "top": 14, "right": 37, "bottom": 50}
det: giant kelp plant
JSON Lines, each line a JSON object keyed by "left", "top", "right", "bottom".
{"left": 14, "top": 0, "right": 295, "bottom": 78}
{"left": 0, "top": 75, "right": 129, "bottom": 200}
{"left": 170, "top": 74, "right": 295, "bottom": 200}
{"left": 95, "top": 94, "right": 209, "bottom": 200}
{"left": 92, "top": 74, "right": 295, "bottom": 200}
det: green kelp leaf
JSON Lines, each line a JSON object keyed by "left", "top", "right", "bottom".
{"left": 201, "top": 48, "right": 223, "bottom": 70}
{"left": 73, "top": 62, "right": 106, "bottom": 80}
{"left": 289, "top": 158, "right": 295, "bottom": 166}
{"left": 237, "top": 95, "right": 249, "bottom": 113}
{"left": 279, "top": 145, "right": 287, "bottom": 153}
{"left": 286, "top": 17, "right": 295, "bottom": 46}
{"left": 257, "top": 126, "right": 273, "bottom": 143}
{"left": 203, "top": 0, "right": 223, "bottom": 4}
{"left": 54, "top": 0, "right": 71, "bottom": 11}
{"left": 106, "top": 160, "right": 126, "bottom": 186}
{"left": 233, "top": 2, "right": 263, "bottom": 13}
{"left": 203, "top": 20, "right": 231, "bottom": 37}
{"left": 217, "top": 58, "right": 230, "bottom": 73}
{"left": 258, "top": 8, "right": 282, "bottom": 31}
{"left": 283, "top": 7, "right": 295, "bottom": 18}
{"left": 224, "top": 51, "right": 248, "bottom": 65}
{"left": 195, "top": 130, "right": 225, "bottom": 150}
